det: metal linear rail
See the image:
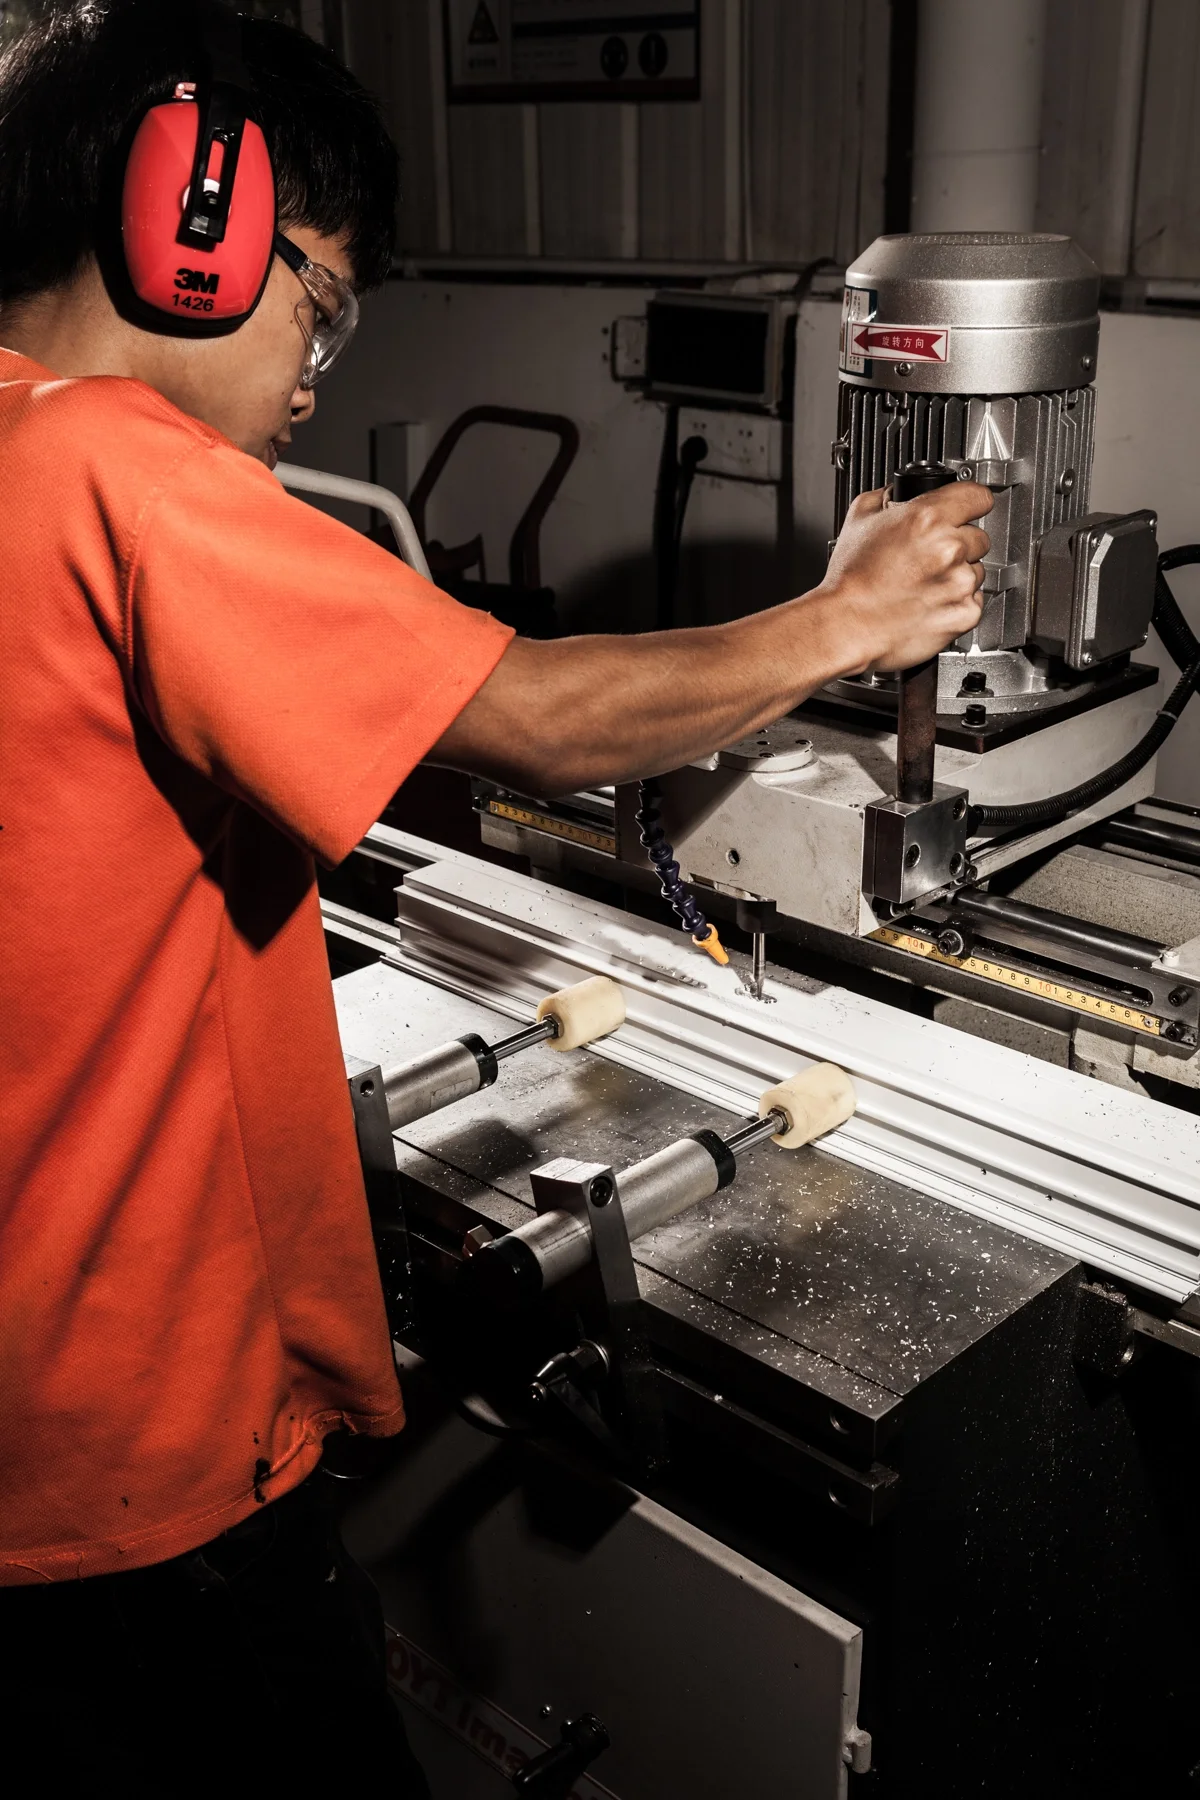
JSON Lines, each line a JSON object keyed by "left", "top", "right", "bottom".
{"left": 324, "top": 840, "right": 1200, "bottom": 1304}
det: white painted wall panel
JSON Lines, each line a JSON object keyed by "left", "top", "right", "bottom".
{"left": 1090, "top": 310, "right": 1200, "bottom": 804}
{"left": 286, "top": 281, "right": 825, "bottom": 632}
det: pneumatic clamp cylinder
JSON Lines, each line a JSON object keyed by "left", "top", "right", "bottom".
{"left": 462, "top": 1063, "right": 857, "bottom": 1309}
{"left": 377, "top": 975, "right": 626, "bottom": 1131}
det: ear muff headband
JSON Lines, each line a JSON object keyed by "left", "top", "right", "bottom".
{"left": 120, "top": 3, "right": 277, "bottom": 337}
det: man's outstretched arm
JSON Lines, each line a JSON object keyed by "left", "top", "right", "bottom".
{"left": 432, "top": 480, "right": 992, "bottom": 796}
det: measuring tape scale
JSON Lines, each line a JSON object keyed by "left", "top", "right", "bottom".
{"left": 871, "top": 926, "right": 1163, "bottom": 1037}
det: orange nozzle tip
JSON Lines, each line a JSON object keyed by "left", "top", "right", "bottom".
{"left": 692, "top": 927, "right": 730, "bottom": 966}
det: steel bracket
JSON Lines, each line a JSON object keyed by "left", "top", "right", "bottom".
{"left": 345, "top": 1053, "right": 417, "bottom": 1338}
{"left": 529, "top": 1157, "right": 668, "bottom": 1478}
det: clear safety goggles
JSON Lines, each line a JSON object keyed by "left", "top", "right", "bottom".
{"left": 274, "top": 232, "right": 360, "bottom": 390}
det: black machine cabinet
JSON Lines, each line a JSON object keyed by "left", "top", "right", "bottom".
{"left": 335, "top": 960, "right": 1200, "bottom": 1799}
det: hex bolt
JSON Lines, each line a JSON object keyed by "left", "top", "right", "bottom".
{"left": 904, "top": 843, "right": 922, "bottom": 870}
{"left": 936, "top": 928, "right": 967, "bottom": 957}
{"left": 589, "top": 1175, "right": 614, "bottom": 1207}
{"left": 960, "top": 670, "right": 988, "bottom": 694}
{"left": 1169, "top": 986, "right": 1194, "bottom": 1009}
{"left": 963, "top": 703, "right": 987, "bottom": 727}
{"left": 948, "top": 852, "right": 967, "bottom": 880}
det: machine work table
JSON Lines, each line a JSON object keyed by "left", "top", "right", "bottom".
{"left": 329, "top": 949, "right": 1200, "bottom": 1799}
{"left": 335, "top": 959, "right": 1071, "bottom": 1423}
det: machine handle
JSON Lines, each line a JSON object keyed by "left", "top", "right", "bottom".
{"left": 890, "top": 460, "right": 959, "bottom": 806}
{"left": 512, "top": 1714, "right": 611, "bottom": 1797}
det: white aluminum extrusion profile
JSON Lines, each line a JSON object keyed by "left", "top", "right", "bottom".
{"left": 349, "top": 848, "right": 1200, "bottom": 1303}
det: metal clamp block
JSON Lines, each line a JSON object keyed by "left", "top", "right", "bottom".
{"left": 345, "top": 1053, "right": 416, "bottom": 1337}
{"left": 862, "top": 786, "right": 971, "bottom": 905}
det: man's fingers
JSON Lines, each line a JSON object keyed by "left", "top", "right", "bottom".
{"left": 912, "top": 479, "right": 994, "bottom": 523}
{"left": 849, "top": 485, "right": 887, "bottom": 518}
{"left": 959, "top": 525, "right": 991, "bottom": 564}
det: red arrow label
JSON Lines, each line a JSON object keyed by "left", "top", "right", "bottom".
{"left": 852, "top": 324, "right": 949, "bottom": 363}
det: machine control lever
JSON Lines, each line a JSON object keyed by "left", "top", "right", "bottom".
{"left": 528, "top": 1341, "right": 624, "bottom": 1458}
{"left": 890, "top": 460, "right": 960, "bottom": 808}
{"left": 512, "top": 1713, "right": 612, "bottom": 1797}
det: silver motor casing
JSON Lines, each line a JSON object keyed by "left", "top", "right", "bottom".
{"left": 832, "top": 232, "right": 1155, "bottom": 713}
{"left": 614, "top": 234, "right": 1162, "bottom": 937}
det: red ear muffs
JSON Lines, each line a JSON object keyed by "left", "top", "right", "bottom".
{"left": 122, "top": 98, "right": 276, "bottom": 334}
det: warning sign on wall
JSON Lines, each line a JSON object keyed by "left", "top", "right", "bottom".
{"left": 445, "top": 0, "right": 700, "bottom": 102}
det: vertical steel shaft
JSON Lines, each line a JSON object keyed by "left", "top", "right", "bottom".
{"left": 891, "top": 462, "right": 958, "bottom": 808}
{"left": 751, "top": 932, "right": 767, "bottom": 1000}
{"left": 897, "top": 656, "right": 939, "bottom": 805}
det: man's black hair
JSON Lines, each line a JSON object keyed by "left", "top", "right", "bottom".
{"left": 0, "top": 0, "right": 398, "bottom": 306}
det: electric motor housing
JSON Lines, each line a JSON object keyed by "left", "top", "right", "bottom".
{"left": 832, "top": 233, "right": 1157, "bottom": 710}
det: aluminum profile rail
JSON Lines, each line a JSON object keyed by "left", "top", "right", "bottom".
{"left": 327, "top": 845, "right": 1200, "bottom": 1303}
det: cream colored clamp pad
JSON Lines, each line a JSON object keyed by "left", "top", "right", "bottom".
{"left": 536, "top": 976, "right": 626, "bottom": 1052}
{"left": 758, "top": 1063, "right": 857, "bottom": 1148}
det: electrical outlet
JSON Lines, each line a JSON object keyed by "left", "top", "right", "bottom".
{"left": 677, "top": 409, "right": 783, "bottom": 484}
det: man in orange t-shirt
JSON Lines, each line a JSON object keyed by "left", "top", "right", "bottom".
{"left": 0, "top": 2, "right": 990, "bottom": 1784}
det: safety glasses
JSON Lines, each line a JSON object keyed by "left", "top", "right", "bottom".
{"left": 274, "top": 232, "right": 360, "bottom": 390}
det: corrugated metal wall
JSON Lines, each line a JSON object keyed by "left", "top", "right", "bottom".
{"left": 348, "top": 0, "right": 892, "bottom": 266}
{"left": 345, "top": 0, "right": 1199, "bottom": 280}
{"left": 1037, "top": 0, "right": 1200, "bottom": 279}
{"left": 4, "top": 0, "right": 1190, "bottom": 279}
{"left": 1134, "top": 0, "right": 1200, "bottom": 277}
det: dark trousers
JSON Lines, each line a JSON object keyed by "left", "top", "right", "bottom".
{"left": 0, "top": 1468, "right": 430, "bottom": 1795}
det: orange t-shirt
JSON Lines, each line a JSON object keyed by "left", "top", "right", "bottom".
{"left": 0, "top": 349, "right": 513, "bottom": 1584}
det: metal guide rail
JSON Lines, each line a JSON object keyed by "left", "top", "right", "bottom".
{"left": 325, "top": 838, "right": 1200, "bottom": 1304}
{"left": 476, "top": 785, "right": 618, "bottom": 858}
{"left": 873, "top": 925, "right": 1168, "bottom": 1035}
{"left": 871, "top": 879, "right": 1200, "bottom": 1044}
{"left": 483, "top": 797, "right": 617, "bottom": 857}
